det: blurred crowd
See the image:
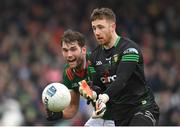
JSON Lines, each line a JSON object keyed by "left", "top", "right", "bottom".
{"left": 0, "top": 0, "right": 179, "bottom": 126}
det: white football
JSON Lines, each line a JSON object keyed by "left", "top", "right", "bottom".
{"left": 42, "top": 83, "right": 71, "bottom": 112}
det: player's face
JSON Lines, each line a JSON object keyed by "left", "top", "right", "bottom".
{"left": 62, "top": 42, "right": 86, "bottom": 68}
{"left": 92, "top": 19, "right": 114, "bottom": 46}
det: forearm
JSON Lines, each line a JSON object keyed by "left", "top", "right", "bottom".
{"left": 62, "top": 104, "right": 79, "bottom": 119}
{"left": 104, "top": 62, "right": 136, "bottom": 100}
{"left": 63, "top": 90, "right": 80, "bottom": 119}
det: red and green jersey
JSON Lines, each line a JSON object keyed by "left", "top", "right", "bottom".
{"left": 63, "top": 64, "right": 90, "bottom": 92}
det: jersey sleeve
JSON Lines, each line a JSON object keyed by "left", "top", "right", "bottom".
{"left": 104, "top": 47, "right": 141, "bottom": 100}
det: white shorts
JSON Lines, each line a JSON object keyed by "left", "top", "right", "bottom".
{"left": 84, "top": 117, "right": 115, "bottom": 127}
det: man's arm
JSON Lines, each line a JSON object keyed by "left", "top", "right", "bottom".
{"left": 104, "top": 46, "right": 141, "bottom": 100}
{"left": 63, "top": 90, "right": 80, "bottom": 119}
{"left": 92, "top": 61, "right": 137, "bottom": 118}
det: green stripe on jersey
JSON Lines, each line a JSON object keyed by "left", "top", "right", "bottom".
{"left": 114, "top": 36, "right": 121, "bottom": 47}
{"left": 121, "top": 54, "right": 139, "bottom": 62}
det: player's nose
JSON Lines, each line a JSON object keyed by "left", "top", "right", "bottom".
{"left": 94, "top": 29, "right": 101, "bottom": 36}
{"left": 67, "top": 51, "right": 73, "bottom": 57}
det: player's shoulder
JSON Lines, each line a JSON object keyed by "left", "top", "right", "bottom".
{"left": 119, "top": 37, "right": 143, "bottom": 63}
{"left": 89, "top": 45, "right": 103, "bottom": 63}
{"left": 121, "top": 37, "right": 140, "bottom": 48}
{"left": 120, "top": 37, "right": 141, "bottom": 55}
{"left": 91, "top": 45, "right": 102, "bottom": 56}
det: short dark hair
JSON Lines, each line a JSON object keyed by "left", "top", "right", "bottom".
{"left": 60, "top": 29, "right": 85, "bottom": 47}
{"left": 90, "top": 8, "right": 116, "bottom": 22}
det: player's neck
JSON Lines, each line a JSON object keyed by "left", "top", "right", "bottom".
{"left": 104, "top": 33, "right": 119, "bottom": 49}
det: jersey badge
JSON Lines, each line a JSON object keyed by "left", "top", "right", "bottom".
{"left": 123, "top": 48, "right": 138, "bottom": 54}
{"left": 112, "top": 54, "right": 119, "bottom": 63}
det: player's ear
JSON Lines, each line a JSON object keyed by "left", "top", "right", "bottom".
{"left": 81, "top": 47, "right": 87, "bottom": 55}
{"left": 111, "top": 23, "right": 116, "bottom": 32}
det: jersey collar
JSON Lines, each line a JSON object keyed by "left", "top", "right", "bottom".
{"left": 113, "top": 36, "right": 121, "bottom": 47}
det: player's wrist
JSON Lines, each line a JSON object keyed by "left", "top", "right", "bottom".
{"left": 98, "top": 94, "right": 109, "bottom": 103}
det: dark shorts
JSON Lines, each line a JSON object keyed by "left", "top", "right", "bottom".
{"left": 114, "top": 106, "right": 159, "bottom": 126}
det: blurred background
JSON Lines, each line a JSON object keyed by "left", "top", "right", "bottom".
{"left": 0, "top": 0, "right": 179, "bottom": 126}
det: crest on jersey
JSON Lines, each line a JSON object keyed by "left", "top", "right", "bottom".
{"left": 112, "top": 54, "right": 119, "bottom": 63}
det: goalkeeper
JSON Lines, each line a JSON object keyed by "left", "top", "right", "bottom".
{"left": 80, "top": 8, "right": 160, "bottom": 126}
{"left": 45, "top": 29, "right": 115, "bottom": 126}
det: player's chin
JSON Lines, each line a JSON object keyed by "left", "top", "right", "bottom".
{"left": 69, "top": 61, "right": 78, "bottom": 68}
{"left": 98, "top": 41, "right": 106, "bottom": 45}
{"left": 97, "top": 39, "right": 105, "bottom": 45}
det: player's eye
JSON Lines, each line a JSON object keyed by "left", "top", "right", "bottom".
{"left": 92, "top": 26, "right": 96, "bottom": 31}
{"left": 98, "top": 26, "right": 104, "bottom": 29}
{"left": 62, "top": 48, "right": 68, "bottom": 52}
{"left": 70, "top": 47, "right": 77, "bottom": 52}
